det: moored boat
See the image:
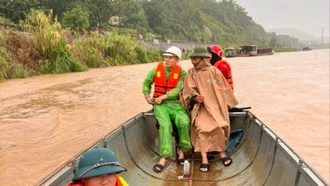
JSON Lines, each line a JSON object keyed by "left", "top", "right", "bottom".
{"left": 236, "top": 45, "right": 274, "bottom": 57}
{"left": 224, "top": 48, "right": 238, "bottom": 57}
{"left": 302, "top": 47, "right": 313, "bottom": 51}
{"left": 238, "top": 45, "right": 258, "bottom": 56}
{"left": 38, "top": 107, "right": 327, "bottom": 186}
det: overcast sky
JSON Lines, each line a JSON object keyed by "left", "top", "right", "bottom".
{"left": 234, "top": 0, "right": 329, "bottom": 37}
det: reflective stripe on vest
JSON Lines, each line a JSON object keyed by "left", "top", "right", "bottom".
{"left": 153, "top": 62, "right": 181, "bottom": 98}
{"left": 214, "top": 60, "right": 234, "bottom": 92}
{"left": 116, "top": 175, "right": 128, "bottom": 186}
{"left": 66, "top": 176, "right": 127, "bottom": 186}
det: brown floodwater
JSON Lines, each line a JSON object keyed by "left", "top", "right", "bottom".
{"left": 0, "top": 49, "right": 329, "bottom": 185}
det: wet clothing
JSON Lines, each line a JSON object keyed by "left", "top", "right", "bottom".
{"left": 142, "top": 62, "right": 191, "bottom": 157}
{"left": 214, "top": 60, "right": 234, "bottom": 92}
{"left": 153, "top": 63, "right": 181, "bottom": 98}
{"left": 209, "top": 52, "right": 234, "bottom": 92}
{"left": 180, "top": 62, "right": 238, "bottom": 153}
{"left": 66, "top": 175, "right": 128, "bottom": 186}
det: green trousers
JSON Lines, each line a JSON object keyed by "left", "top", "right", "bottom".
{"left": 153, "top": 101, "right": 191, "bottom": 158}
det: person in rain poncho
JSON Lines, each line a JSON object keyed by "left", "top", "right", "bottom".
{"left": 180, "top": 47, "right": 238, "bottom": 172}
{"left": 142, "top": 46, "right": 192, "bottom": 173}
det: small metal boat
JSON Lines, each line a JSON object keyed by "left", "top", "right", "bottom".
{"left": 38, "top": 107, "right": 327, "bottom": 186}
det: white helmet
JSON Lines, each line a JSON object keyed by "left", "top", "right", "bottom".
{"left": 163, "top": 46, "right": 182, "bottom": 59}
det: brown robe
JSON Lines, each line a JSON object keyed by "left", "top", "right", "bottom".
{"left": 181, "top": 62, "right": 238, "bottom": 153}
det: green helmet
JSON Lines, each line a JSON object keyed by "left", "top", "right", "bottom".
{"left": 72, "top": 147, "right": 127, "bottom": 181}
{"left": 189, "top": 47, "right": 210, "bottom": 58}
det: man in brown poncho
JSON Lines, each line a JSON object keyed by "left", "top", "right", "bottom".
{"left": 181, "top": 47, "right": 239, "bottom": 172}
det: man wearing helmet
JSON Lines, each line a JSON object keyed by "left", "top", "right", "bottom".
{"left": 207, "top": 45, "right": 234, "bottom": 92}
{"left": 142, "top": 46, "right": 192, "bottom": 173}
{"left": 181, "top": 47, "right": 238, "bottom": 172}
{"left": 67, "top": 147, "right": 128, "bottom": 186}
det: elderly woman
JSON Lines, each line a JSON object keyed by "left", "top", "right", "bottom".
{"left": 181, "top": 47, "right": 238, "bottom": 172}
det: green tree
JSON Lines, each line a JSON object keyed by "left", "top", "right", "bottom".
{"left": 44, "top": 0, "right": 75, "bottom": 21}
{"left": 0, "top": 0, "right": 40, "bottom": 23}
{"left": 124, "top": 3, "right": 148, "bottom": 31}
{"left": 85, "top": 0, "right": 113, "bottom": 27}
{"left": 269, "top": 38, "right": 277, "bottom": 48}
{"left": 62, "top": 4, "right": 90, "bottom": 31}
{"left": 142, "top": 0, "right": 165, "bottom": 36}
{"left": 0, "top": 0, "right": 276, "bottom": 47}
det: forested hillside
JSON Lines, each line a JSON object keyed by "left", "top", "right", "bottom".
{"left": 0, "top": 0, "right": 272, "bottom": 47}
{"left": 0, "top": 0, "right": 303, "bottom": 81}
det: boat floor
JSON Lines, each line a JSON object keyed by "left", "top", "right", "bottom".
{"left": 109, "top": 112, "right": 280, "bottom": 185}
{"left": 38, "top": 110, "right": 327, "bottom": 186}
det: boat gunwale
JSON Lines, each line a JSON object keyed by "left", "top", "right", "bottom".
{"left": 250, "top": 112, "right": 328, "bottom": 186}
{"left": 37, "top": 110, "right": 328, "bottom": 186}
{"left": 37, "top": 111, "right": 146, "bottom": 185}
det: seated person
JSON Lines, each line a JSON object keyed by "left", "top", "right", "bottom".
{"left": 67, "top": 147, "right": 128, "bottom": 186}
{"left": 142, "top": 46, "right": 192, "bottom": 173}
{"left": 207, "top": 45, "right": 234, "bottom": 92}
{"left": 181, "top": 47, "right": 238, "bottom": 172}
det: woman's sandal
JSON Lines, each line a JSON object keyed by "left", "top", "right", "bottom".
{"left": 153, "top": 163, "right": 164, "bottom": 173}
{"left": 177, "top": 158, "right": 185, "bottom": 165}
{"left": 199, "top": 163, "right": 210, "bottom": 172}
{"left": 221, "top": 156, "right": 232, "bottom": 167}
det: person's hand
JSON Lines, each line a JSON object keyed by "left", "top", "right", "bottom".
{"left": 154, "top": 97, "right": 163, "bottom": 105}
{"left": 195, "top": 95, "right": 205, "bottom": 103}
{"left": 146, "top": 97, "right": 154, "bottom": 104}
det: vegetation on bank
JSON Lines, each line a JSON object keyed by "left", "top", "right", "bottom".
{"left": 0, "top": 0, "right": 304, "bottom": 81}
{"left": 0, "top": 0, "right": 302, "bottom": 48}
{"left": 0, "top": 10, "right": 163, "bottom": 81}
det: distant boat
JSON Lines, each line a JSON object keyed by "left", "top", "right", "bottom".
{"left": 38, "top": 106, "right": 327, "bottom": 186}
{"left": 302, "top": 47, "right": 313, "bottom": 51}
{"left": 236, "top": 45, "right": 274, "bottom": 57}
{"left": 224, "top": 48, "right": 239, "bottom": 57}
{"left": 257, "top": 48, "right": 274, "bottom": 55}
{"left": 238, "top": 45, "right": 258, "bottom": 56}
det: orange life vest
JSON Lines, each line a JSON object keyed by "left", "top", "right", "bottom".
{"left": 214, "top": 60, "right": 234, "bottom": 92}
{"left": 115, "top": 175, "right": 128, "bottom": 186}
{"left": 66, "top": 181, "right": 83, "bottom": 186}
{"left": 66, "top": 175, "right": 127, "bottom": 186}
{"left": 153, "top": 62, "right": 181, "bottom": 98}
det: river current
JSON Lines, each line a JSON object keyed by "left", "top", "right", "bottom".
{"left": 0, "top": 49, "right": 329, "bottom": 185}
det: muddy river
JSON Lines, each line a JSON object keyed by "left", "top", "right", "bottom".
{"left": 0, "top": 49, "right": 329, "bottom": 185}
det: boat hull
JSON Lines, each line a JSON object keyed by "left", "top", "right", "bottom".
{"left": 38, "top": 110, "right": 327, "bottom": 186}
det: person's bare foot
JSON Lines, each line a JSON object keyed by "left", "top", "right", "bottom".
{"left": 177, "top": 149, "right": 185, "bottom": 165}
{"left": 178, "top": 149, "right": 185, "bottom": 159}
{"left": 220, "top": 152, "right": 232, "bottom": 166}
{"left": 153, "top": 157, "right": 166, "bottom": 172}
{"left": 200, "top": 152, "right": 209, "bottom": 172}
